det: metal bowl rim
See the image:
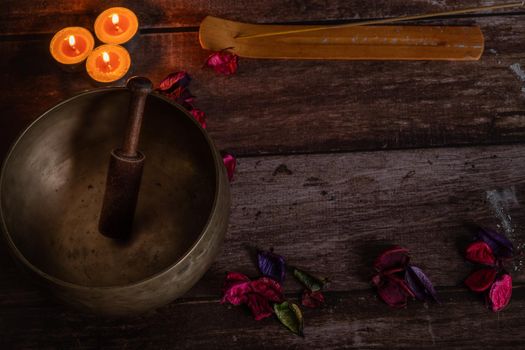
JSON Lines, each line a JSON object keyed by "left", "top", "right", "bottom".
{"left": 0, "top": 87, "right": 225, "bottom": 290}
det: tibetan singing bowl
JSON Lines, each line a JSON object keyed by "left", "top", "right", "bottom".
{"left": 0, "top": 88, "right": 230, "bottom": 316}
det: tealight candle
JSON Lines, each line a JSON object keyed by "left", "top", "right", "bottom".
{"left": 86, "top": 44, "right": 131, "bottom": 83}
{"left": 94, "top": 7, "right": 139, "bottom": 45}
{"left": 50, "top": 27, "right": 94, "bottom": 66}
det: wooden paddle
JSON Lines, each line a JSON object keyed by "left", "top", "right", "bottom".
{"left": 199, "top": 2, "right": 523, "bottom": 61}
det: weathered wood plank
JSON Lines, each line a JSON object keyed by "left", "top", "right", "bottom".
{"left": 1, "top": 286, "right": 524, "bottom": 349}
{"left": 1, "top": 16, "right": 525, "bottom": 157}
{"left": 1, "top": 144, "right": 524, "bottom": 299}
{"left": 1, "top": 0, "right": 523, "bottom": 35}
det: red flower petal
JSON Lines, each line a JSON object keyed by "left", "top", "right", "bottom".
{"left": 487, "top": 274, "right": 512, "bottom": 312}
{"left": 222, "top": 152, "right": 236, "bottom": 182}
{"left": 158, "top": 71, "right": 191, "bottom": 92}
{"left": 190, "top": 108, "right": 207, "bottom": 129}
{"left": 221, "top": 280, "right": 251, "bottom": 305}
{"left": 376, "top": 276, "right": 410, "bottom": 308}
{"left": 464, "top": 268, "right": 498, "bottom": 292}
{"left": 465, "top": 241, "right": 496, "bottom": 265}
{"left": 246, "top": 293, "right": 274, "bottom": 320}
{"left": 250, "top": 277, "right": 284, "bottom": 303}
{"left": 205, "top": 51, "right": 239, "bottom": 75}
{"left": 374, "top": 246, "right": 410, "bottom": 272}
{"left": 221, "top": 272, "right": 251, "bottom": 305}
{"left": 302, "top": 290, "right": 325, "bottom": 308}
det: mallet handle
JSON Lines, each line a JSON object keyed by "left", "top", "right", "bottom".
{"left": 120, "top": 77, "right": 153, "bottom": 157}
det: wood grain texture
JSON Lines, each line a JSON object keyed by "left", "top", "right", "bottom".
{"left": 1, "top": 286, "right": 524, "bottom": 349}
{"left": 1, "top": 144, "right": 524, "bottom": 299}
{"left": 1, "top": 16, "right": 525, "bottom": 158}
{"left": 1, "top": 0, "right": 523, "bottom": 35}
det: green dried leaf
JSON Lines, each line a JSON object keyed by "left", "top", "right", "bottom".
{"left": 293, "top": 268, "right": 327, "bottom": 292}
{"left": 274, "top": 301, "right": 304, "bottom": 336}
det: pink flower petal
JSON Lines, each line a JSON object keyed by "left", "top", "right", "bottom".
{"left": 466, "top": 241, "right": 496, "bottom": 266}
{"left": 250, "top": 277, "right": 284, "bottom": 303}
{"left": 190, "top": 108, "right": 207, "bottom": 129}
{"left": 302, "top": 290, "right": 325, "bottom": 308}
{"left": 374, "top": 246, "right": 410, "bottom": 272}
{"left": 246, "top": 293, "right": 274, "bottom": 320}
{"left": 464, "top": 268, "right": 498, "bottom": 292}
{"left": 222, "top": 152, "right": 236, "bottom": 182}
{"left": 221, "top": 280, "right": 251, "bottom": 305}
{"left": 221, "top": 272, "right": 251, "bottom": 305}
{"left": 205, "top": 51, "right": 239, "bottom": 75}
{"left": 488, "top": 274, "right": 512, "bottom": 312}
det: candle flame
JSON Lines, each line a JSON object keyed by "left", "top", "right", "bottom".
{"left": 111, "top": 13, "right": 119, "bottom": 26}
{"left": 68, "top": 35, "right": 76, "bottom": 48}
{"left": 102, "top": 51, "right": 110, "bottom": 64}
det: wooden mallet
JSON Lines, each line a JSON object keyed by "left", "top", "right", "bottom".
{"left": 98, "top": 76, "right": 153, "bottom": 240}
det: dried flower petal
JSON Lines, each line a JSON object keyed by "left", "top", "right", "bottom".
{"left": 257, "top": 249, "right": 286, "bottom": 283}
{"left": 250, "top": 277, "right": 284, "bottom": 303}
{"left": 221, "top": 152, "right": 236, "bottom": 182}
{"left": 221, "top": 273, "right": 284, "bottom": 320}
{"left": 158, "top": 71, "right": 191, "bottom": 92}
{"left": 190, "top": 108, "right": 207, "bottom": 129}
{"left": 246, "top": 293, "right": 274, "bottom": 320}
{"left": 374, "top": 246, "right": 410, "bottom": 272}
{"left": 293, "top": 268, "right": 327, "bottom": 292}
{"left": 464, "top": 268, "right": 498, "bottom": 292}
{"left": 302, "top": 290, "right": 325, "bottom": 308}
{"left": 165, "top": 86, "right": 195, "bottom": 110}
{"left": 487, "top": 274, "right": 512, "bottom": 312}
{"left": 465, "top": 241, "right": 496, "bottom": 266}
{"left": 274, "top": 301, "right": 304, "bottom": 336}
{"left": 205, "top": 51, "right": 239, "bottom": 75}
{"left": 405, "top": 265, "right": 439, "bottom": 302}
{"left": 374, "top": 275, "right": 411, "bottom": 308}
{"left": 221, "top": 272, "right": 251, "bottom": 305}
{"left": 476, "top": 228, "right": 514, "bottom": 258}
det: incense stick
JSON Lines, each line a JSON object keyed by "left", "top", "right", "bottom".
{"left": 235, "top": 2, "right": 525, "bottom": 40}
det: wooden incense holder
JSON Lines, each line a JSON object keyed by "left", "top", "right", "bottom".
{"left": 199, "top": 16, "right": 485, "bottom": 61}
{"left": 98, "top": 76, "right": 153, "bottom": 240}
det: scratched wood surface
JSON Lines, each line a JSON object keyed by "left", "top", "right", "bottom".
{"left": 2, "top": 1, "right": 525, "bottom": 349}
{"left": 2, "top": 16, "right": 525, "bottom": 159}
{"left": 1, "top": 0, "right": 524, "bottom": 35}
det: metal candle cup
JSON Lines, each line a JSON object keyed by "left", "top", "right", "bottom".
{"left": 94, "top": 7, "right": 139, "bottom": 45}
{"left": 86, "top": 44, "right": 131, "bottom": 83}
{"left": 50, "top": 27, "right": 94, "bottom": 70}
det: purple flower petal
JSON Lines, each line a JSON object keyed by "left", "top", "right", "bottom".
{"left": 476, "top": 228, "right": 513, "bottom": 258}
{"left": 405, "top": 265, "right": 439, "bottom": 303}
{"left": 257, "top": 249, "right": 286, "bottom": 283}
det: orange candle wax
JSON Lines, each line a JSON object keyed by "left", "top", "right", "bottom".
{"left": 94, "top": 7, "right": 139, "bottom": 44}
{"left": 86, "top": 44, "right": 131, "bottom": 83}
{"left": 50, "top": 27, "right": 94, "bottom": 65}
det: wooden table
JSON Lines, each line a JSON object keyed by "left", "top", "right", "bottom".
{"left": 1, "top": 1, "right": 525, "bottom": 348}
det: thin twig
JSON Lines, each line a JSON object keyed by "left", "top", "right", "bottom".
{"left": 235, "top": 2, "right": 525, "bottom": 40}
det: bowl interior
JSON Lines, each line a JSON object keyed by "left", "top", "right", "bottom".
{"left": 1, "top": 89, "right": 217, "bottom": 287}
